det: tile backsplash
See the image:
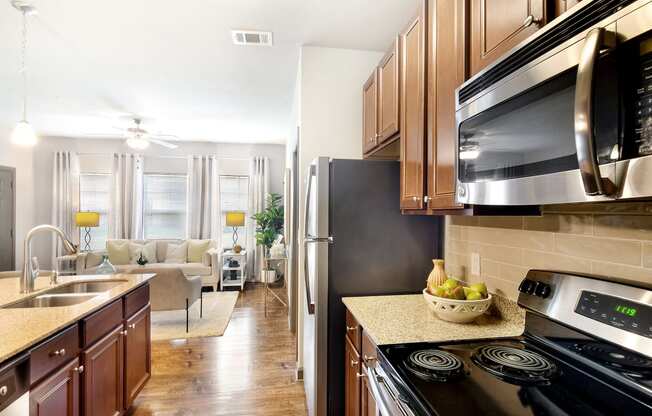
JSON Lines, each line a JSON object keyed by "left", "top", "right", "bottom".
{"left": 444, "top": 208, "right": 652, "bottom": 301}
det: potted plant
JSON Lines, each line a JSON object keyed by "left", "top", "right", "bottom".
{"left": 251, "top": 193, "right": 284, "bottom": 282}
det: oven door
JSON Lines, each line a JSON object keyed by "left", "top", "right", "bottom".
{"left": 456, "top": 26, "right": 621, "bottom": 206}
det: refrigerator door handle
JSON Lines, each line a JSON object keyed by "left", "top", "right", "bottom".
{"left": 303, "top": 239, "right": 316, "bottom": 315}
{"left": 303, "top": 164, "right": 315, "bottom": 239}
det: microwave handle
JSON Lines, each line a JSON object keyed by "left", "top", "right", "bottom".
{"left": 574, "top": 27, "right": 616, "bottom": 196}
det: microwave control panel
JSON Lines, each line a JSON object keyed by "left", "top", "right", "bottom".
{"left": 635, "top": 47, "right": 652, "bottom": 155}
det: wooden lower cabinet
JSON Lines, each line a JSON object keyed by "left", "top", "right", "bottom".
{"left": 124, "top": 305, "right": 151, "bottom": 408}
{"left": 360, "top": 373, "right": 376, "bottom": 416}
{"left": 82, "top": 325, "right": 124, "bottom": 416}
{"left": 345, "top": 336, "right": 362, "bottom": 416}
{"left": 30, "top": 358, "right": 81, "bottom": 416}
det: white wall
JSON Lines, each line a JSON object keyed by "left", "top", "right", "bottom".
{"left": 0, "top": 124, "right": 36, "bottom": 269}
{"left": 294, "top": 46, "right": 384, "bottom": 371}
{"left": 31, "top": 136, "right": 286, "bottom": 268}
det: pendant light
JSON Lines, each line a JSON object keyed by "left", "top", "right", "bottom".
{"left": 10, "top": 1, "right": 38, "bottom": 146}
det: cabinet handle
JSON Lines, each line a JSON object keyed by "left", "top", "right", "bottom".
{"left": 128, "top": 323, "right": 136, "bottom": 329}
{"left": 346, "top": 326, "right": 356, "bottom": 332}
{"left": 424, "top": 196, "right": 431, "bottom": 203}
{"left": 523, "top": 15, "right": 542, "bottom": 28}
{"left": 0, "top": 386, "right": 7, "bottom": 396}
{"left": 350, "top": 359, "right": 359, "bottom": 367}
{"left": 356, "top": 372, "right": 366, "bottom": 378}
{"left": 121, "top": 330, "right": 128, "bottom": 336}
{"left": 51, "top": 348, "right": 66, "bottom": 357}
{"left": 363, "top": 355, "right": 377, "bottom": 364}
{"left": 73, "top": 365, "right": 84, "bottom": 374}
{"left": 412, "top": 196, "right": 422, "bottom": 202}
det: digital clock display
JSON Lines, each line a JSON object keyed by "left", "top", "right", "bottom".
{"left": 615, "top": 305, "right": 637, "bottom": 317}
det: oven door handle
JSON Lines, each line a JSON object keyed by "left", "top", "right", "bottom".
{"left": 573, "top": 27, "right": 616, "bottom": 196}
{"left": 366, "top": 365, "right": 415, "bottom": 416}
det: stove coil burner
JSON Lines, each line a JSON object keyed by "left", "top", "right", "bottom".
{"left": 404, "top": 349, "right": 466, "bottom": 382}
{"left": 471, "top": 345, "right": 557, "bottom": 385}
{"left": 577, "top": 342, "right": 652, "bottom": 371}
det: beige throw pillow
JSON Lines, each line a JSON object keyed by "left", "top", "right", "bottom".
{"left": 106, "top": 240, "right": 130, "bottom": 265}
{"left": 164, "top": 242, "right": 188, "bottom": 264}
{"left": 129, "top": 241, "right": 157, "bottom": 264}
{"left": 187, "top": 239, "right": 211, "bottom": 263}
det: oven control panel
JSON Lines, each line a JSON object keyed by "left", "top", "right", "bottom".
{"left": 575, "top": 291, "right": 652, "bottom": 339}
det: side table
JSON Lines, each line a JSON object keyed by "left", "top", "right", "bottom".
{"left": 222, "top": 250, "right": 247, "bottom": 291}
{"left": 264, "top": 256, "right": 288, "bottom": 317}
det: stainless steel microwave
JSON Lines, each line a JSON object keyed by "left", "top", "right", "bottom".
{"left": 455, "top": 0, "right": 652, "bottom": 206}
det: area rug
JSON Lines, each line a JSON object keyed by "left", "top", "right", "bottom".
{"left": 150, "top": 291, "right": 239, "bottom": 341}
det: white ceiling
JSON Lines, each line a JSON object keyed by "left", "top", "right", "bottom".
{"left": 0, "top": 0, "right": 420, "bottom": 145}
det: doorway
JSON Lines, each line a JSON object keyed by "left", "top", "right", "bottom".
{"left": 0, "top": 167, "right": 16, "bottom": 271}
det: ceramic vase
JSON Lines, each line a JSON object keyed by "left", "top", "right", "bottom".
{"left": 426, "top": 259, "right": 447, "bottom": 290}
{"left": 96, "top": 255, "right": 116, "bottom": 275}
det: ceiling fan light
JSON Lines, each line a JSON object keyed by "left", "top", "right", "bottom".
{"left": 11, "top": 120, "right": 37, "bottom": 146}
{"left": 126, "top": 137, "right": 149, "bottom": 150}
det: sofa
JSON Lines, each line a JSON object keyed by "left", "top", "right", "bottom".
{"left": 76, "top": 239, "right": 221, "bottom": 290}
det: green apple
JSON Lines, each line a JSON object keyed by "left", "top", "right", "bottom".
{"left": 463, "top": 287, "right": 473, "bottom": 297}
{"left": 442, "top": 278, "right": 458, "bottom": 290}
{"left": 465, "top": 290, "right": 483, "bottom": 301}
{"left": 469, "top": 283, "right": 488, "bottom": 297}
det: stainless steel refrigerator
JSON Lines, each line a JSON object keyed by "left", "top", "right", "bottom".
{"left": 302, "top": 157, "right": 443, "bottom": 416}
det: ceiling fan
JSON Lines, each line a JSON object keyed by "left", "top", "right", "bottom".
{"left": 89, "top": 118, "right": 179, "bottom": 150}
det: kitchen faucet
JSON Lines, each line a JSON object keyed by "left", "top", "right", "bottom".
{"left": 21, "top": 224, "right": 77, "bottom": 293}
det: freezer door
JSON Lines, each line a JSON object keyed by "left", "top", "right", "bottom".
{"left": 302, "top": 157, "right": 330, "bottom": 416}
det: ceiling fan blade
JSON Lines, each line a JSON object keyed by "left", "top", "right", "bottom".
{"left": 150, "top": 134, "right": 180, "bottom": 140}
{"left": 149, "top": 138, "right": 179, "bottom": 149}
{"left": 83, "top": 133, "right": 124, "bottom": 138}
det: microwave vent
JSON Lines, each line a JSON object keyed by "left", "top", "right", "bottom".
{"left": 458, "top": 0, "right": 636, "bottom": 105}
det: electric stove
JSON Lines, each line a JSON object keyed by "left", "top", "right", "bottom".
{"left": 368, "top": 270, "right": 652, "bottom": 416}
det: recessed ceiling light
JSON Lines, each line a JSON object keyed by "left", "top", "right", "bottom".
{"left": 231, "top": 30, "right": 273, "bottom": 47}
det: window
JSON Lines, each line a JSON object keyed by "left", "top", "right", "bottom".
{"left": 220, "top": 176, "right": 249, "bottom": 249}
{"left": 79, "top": 174, "right": 111, "bottom": 251}
{"left": 143, "top": 174, "right": 188, "bottom": 239}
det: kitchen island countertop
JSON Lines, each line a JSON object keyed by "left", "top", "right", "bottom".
{"left": 342, "top": 293, "right": 525, "bottom": 346}
{"left": 0, "top": 273, "right": 155, "bottom": 364}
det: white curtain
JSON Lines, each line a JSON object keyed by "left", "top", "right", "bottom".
{"left": 187, "top": 155, "right": 221, "bottom": 243}
{"left": 52, "top": 152, "right": 80, "bottom": 264}
{"left": 247, "top": 156, "right": 270, "bottom": 281}
{"left": 109, "top": 154, "right": 144, "bottom": 239}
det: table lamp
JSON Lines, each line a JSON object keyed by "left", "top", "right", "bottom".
{"left": 76, "top": 211, "right": 100, "bottom": 251}
{"left": 225, "top": 211, "right": 245, "bottom": 253}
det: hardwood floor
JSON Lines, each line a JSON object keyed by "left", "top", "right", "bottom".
{"left": 129, "top": 283, "right": 307, "bottom": 416}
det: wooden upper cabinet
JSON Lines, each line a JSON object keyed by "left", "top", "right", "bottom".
{"left": 470, "top": 0, "right": 546, "bottom": 76}
{"left": 426, "top": 0, "right": 466, "bottom": 210}
{"left": 399, "top": 3, "right": 426, "bottom": 210}
{"left": 362, "top": 70, "right": 379, "bottom": 154}
{"left": 378, "top": 38, "right": 400, "bottom": 143}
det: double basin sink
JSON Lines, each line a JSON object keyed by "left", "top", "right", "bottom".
{"left": 2, "top": 280, "right": 127, "bottom": 309}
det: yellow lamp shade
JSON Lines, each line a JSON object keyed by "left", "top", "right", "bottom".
{"left": 225, "top": 211, "right": 245, "bottom": 227}
{"left": 75, "top": 212, "right": 100, "bottom": 227}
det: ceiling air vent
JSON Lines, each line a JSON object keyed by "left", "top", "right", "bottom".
{"left": 231, "top": 30, "right": 273, "bottom": 47}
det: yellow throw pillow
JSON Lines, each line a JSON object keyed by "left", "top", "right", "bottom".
{"left": 106, "top": 240, "right": 130, "bottom": 265}
{"left": 187, "top": 239, "right": 211, "bottom": 263}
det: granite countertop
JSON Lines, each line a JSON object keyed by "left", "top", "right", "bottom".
{"left": 0, "top": 273, "right": 155, "bottom": 363}
{"left": 342, "top": 293, "right": 525, "bottom": 346}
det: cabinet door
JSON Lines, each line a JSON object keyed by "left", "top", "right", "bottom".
{"left": 470, "top": 0, "right": 546, "bottom": 76}
{"left": 378, "top": 38, "right": 400, "bottom": 143}
{"left": 82, "top": 325, "right": 124, "bottom": 416}
{"left": 124, "top": 305, "right": 151, "bottom": 409}
{"left": 362, "top": 70, "right": 379, "bottom": 154}
{"left": 554, "top": 0, "right": 582, "bottom": 17}
{"left": 426, "top": 0, "right": 466, "bottom": 210}
{"left": 344, "top": 337, "right": 361, "bottom": 416}
{"left": 360, "top": 370, "right": 376, "bottom": 416}
{"left": 399, "top": 3, "right": 426, "bottom": 210}
{"left": 30, "top": 358, "right": 80, "bottom": 416}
